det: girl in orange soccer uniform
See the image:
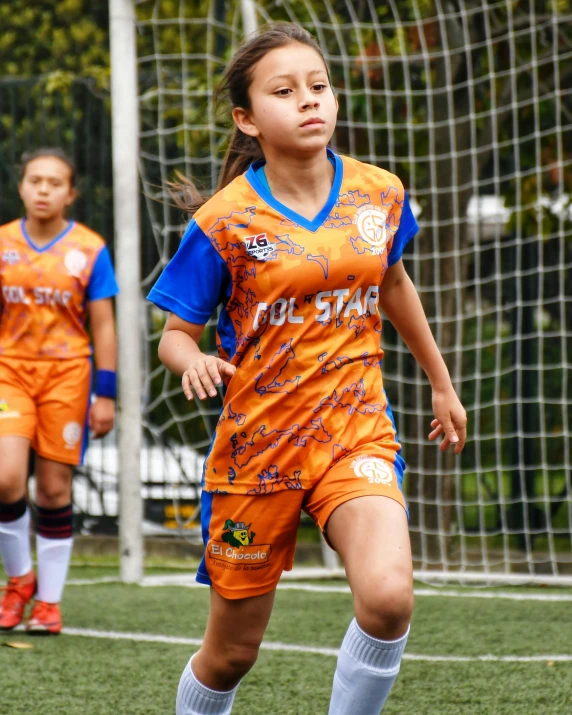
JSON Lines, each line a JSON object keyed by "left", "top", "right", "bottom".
{"left": 0, "top": 149, "right": 119, "bottom": 634}
{"left": 149, "top": 23, "right": 467, "bottom": 715}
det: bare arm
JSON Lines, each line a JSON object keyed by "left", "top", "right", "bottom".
{"left": 158, "top": 313, "right": 236, "bottom": 401}
{"left": 87, "top": 298, "right": 117, "bottom": 438}
{"left": 379, "top": 259, "right": 467, "bottom": 453}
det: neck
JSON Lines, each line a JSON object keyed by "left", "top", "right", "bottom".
{"left": 261, "top": 149, "right": 334, "bottom": 214}
{"left": 25, "top": 215, "right": 69, "bottom": 247}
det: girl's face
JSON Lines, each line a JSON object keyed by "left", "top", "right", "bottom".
{"left": 234, "top": 42, "right": 338, "bottom": 158}
{"left": 19, "top": 156, "right": 76, "bottom": 221}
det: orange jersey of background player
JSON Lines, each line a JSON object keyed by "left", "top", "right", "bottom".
{"left": 0, "top": 219, "right": 118, "bottom": 359}
{"left": 148, "top": 150, "right": 419, "bottom": 496}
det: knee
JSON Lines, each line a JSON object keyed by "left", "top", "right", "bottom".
{"left": 354, "top": 574, "right": 413, "bottom": 640}
{"left": 202, "top": 640, "right": 261, "bottom": 688}
{"left": 222, "top": 641, "right": 261, "bottom": 679}
{"left": 0, "top": 482, "right": 26, "bottom": 503}
{"left": 35, "top": 467, "right": 72, "bottom": 508}
{"left": 35, "top": 484, "right": 71, "bottom": 509}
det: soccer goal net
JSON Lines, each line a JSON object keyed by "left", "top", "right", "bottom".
{"left": 131, "top": 0, "right": 572, "bottom": 584}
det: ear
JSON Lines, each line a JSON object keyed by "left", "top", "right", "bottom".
{"left": 232, "top": 106, "right": 260, "bottom": 139}
{"left": 65, "top": 187, "right": 78, "bottom": 207}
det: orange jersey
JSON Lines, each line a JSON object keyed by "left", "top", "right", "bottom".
{"left": 148, "top": 150, "right": 418, "bottom": 496}
{"left": 0, "top": 219, "right": 119, "bottom": 359}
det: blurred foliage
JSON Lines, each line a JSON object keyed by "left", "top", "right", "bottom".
{"left": 0, "top": 0, "right": 109, "bottom": 81}
{"left": 0, "top": 2, "right": 112, "bottom": 239}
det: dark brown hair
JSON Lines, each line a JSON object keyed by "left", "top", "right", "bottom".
{"left": 20, "top": 148, "right": 77, "bottom": 187}
{"left": 171, "top": 22, "right": 329, "bottom": 216}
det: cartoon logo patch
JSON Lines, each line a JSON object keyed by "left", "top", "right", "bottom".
{"left": 244, "top": 233, "right": 276, "bottom": 261}
{"left": 207, "top": 519, "right": 272, "bottom": 565}
{"left": 222, "top": 519, "right": 256, "bottom": 547}
{"left": 64, "top": 250, "right": 88, "bottom": 277}
{"left": 351, "top": 456, "right": 394, "bottom": 485}
{"left": 0, "top": 399, "right": 20, "bottom": 419}
{"left": 354, "top": 205, "right": 389, "bottom": 254}
{"left": 63, "top": 421, "right": 82, "bottom": 448}
{"left": 2, "top": 250, "right": 20, "bottom": 265}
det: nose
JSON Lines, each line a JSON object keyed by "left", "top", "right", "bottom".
{"left": 38, "top": 181, "right": 49, "bottom": 195}
{"left": 299, "top": 88, "right": 320, "bottom": 111}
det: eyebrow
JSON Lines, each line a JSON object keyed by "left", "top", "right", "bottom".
{"left": 266, "top": 69, "right": 328, "bottom": 84}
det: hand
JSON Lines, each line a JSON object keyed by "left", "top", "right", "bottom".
{"left": 89, "top": 396, "right": 115, "bottom": 439}
{"left": 429, "top": 386, "right": 467, "bottom": 454}
{"left": 182, "top": 353, "right": 236, "bottom": 401}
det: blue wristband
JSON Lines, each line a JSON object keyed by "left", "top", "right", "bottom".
{"left": 95, "top": 370, "right": 117, "bottom": 399}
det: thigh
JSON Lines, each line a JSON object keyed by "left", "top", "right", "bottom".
{"left": 0, "top": 436, "right": 31, "bottom": 501}
{"left": 326, "top": 495, "right": 412, "bottom": 587}
{"left": 198, "top": 489, "right": 303, "bottom": 600}
{"left": 205, "top": 587, "right": 275, "bottom": 653}
{"left": 0, "top": 358, "right": 37, "bottom": 442}
{"left": 35, "top": 358, "right": 91, "bottom": 465}
{"left": 327, "top": 495, "right": 413, "bottom": 639}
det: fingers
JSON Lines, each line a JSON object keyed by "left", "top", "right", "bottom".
{"left": 182, "top": 356, "right": 234, "bottom": 401}
{"left": 91, "top": 417, "right": 114, "bottom": 440}
{"left": 428, "top": 418, "right": 467, "bottom": 454}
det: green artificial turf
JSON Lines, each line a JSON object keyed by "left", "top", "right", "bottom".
{"left": 1, "top": 566, "right": 571, "bottom": 714}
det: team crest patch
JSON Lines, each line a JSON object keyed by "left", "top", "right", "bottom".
{"left": 354, "top": 205, "right": 389, "bottom": 255}
{"left": 351, "top": 456, "right": 394, "bottom": 485}
{"left": 244, "top": 233, "right": 276, "bottom": 261}
{"left": 64, "top": 249, "right": 88, "bottom": 277}
{"left": 63, "top": 421, "right": 82, "bottom": 448}
{"left": 2, "top": 249, "right": 20, "bottom": 265}
{"left": 207, "top": 519, "right": 272, "bottom": 566}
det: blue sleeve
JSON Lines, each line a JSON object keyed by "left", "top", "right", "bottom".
{"left": 387, "top": 192, "right": 418, "bottom": 266}
{"left": 87, "top": 245, "right": 120, "bottom": 301}
{"left": 147, "top": 220, "right": 230, "bottom": 324}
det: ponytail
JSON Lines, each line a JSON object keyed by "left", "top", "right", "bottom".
{"left": 168, "top": 129, "right": 263, "bottom": 218}
{"left": 217, "top": 127, "right": 264, "bottom": 191}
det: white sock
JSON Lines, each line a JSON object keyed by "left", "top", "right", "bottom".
{"left": 328, "top": 618, "right": 410, "bottom": 715}
{"left": 176, "top": 656, "right": 239, "bottom": 715}
{"left": 0, "top": 509, "right": 33, "bottom": 577}
{"left": 36, "top": 534, "right": 73, "bottom": 603}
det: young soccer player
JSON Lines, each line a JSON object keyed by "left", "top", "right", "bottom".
{"left": 148, "top": 22, "right": 467, "bottom": 715}
{"left": 0, "top": 148, "right": 119, "bottom": 635}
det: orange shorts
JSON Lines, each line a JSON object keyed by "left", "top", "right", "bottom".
{"left": 0, "top": 356, "right": 91, "bottom": 465}
{"left": 197, "top": 445, "right": 406, "bottom": 599}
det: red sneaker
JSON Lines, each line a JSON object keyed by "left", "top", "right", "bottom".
{"left": 26, "top": 600, "right": 62, "bottom": 635}
{"left": 0, "top": 570, "right": 36, "bottom": 630}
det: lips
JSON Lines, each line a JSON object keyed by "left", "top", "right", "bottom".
{"left": 300, "top": 117, "right": 325, "bottom": 127}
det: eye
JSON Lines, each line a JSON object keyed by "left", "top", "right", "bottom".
{"left": 275, "top": 88, "right": 292, "bottom": 96}
{"left": 312, "top": 83, "right": 327, "bottom": 91}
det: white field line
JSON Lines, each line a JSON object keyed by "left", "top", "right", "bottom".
{"left": 61, "top": 627, "right": 572, "bottom": 663}
{"left": 65, "top": 575, "right": 572, "bottom": 602}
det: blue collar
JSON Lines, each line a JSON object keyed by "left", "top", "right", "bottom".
{"left": 20, "top": 218, "right": 75, "bottom": 252}
{"left": 245, "top": 148, "right": 343, "bottom": 233}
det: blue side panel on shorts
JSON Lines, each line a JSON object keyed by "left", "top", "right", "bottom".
{"left": 196, "top": 489, "right": 213, "bottom": 586}
{"left": 196, "top": 428, "right": 220, "bottom": 587}
{"left": 383, "top": 390, "right": 406, "bottom": 490}
{"left": 79, "top": 358, "right": 93, "bottom": 465}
